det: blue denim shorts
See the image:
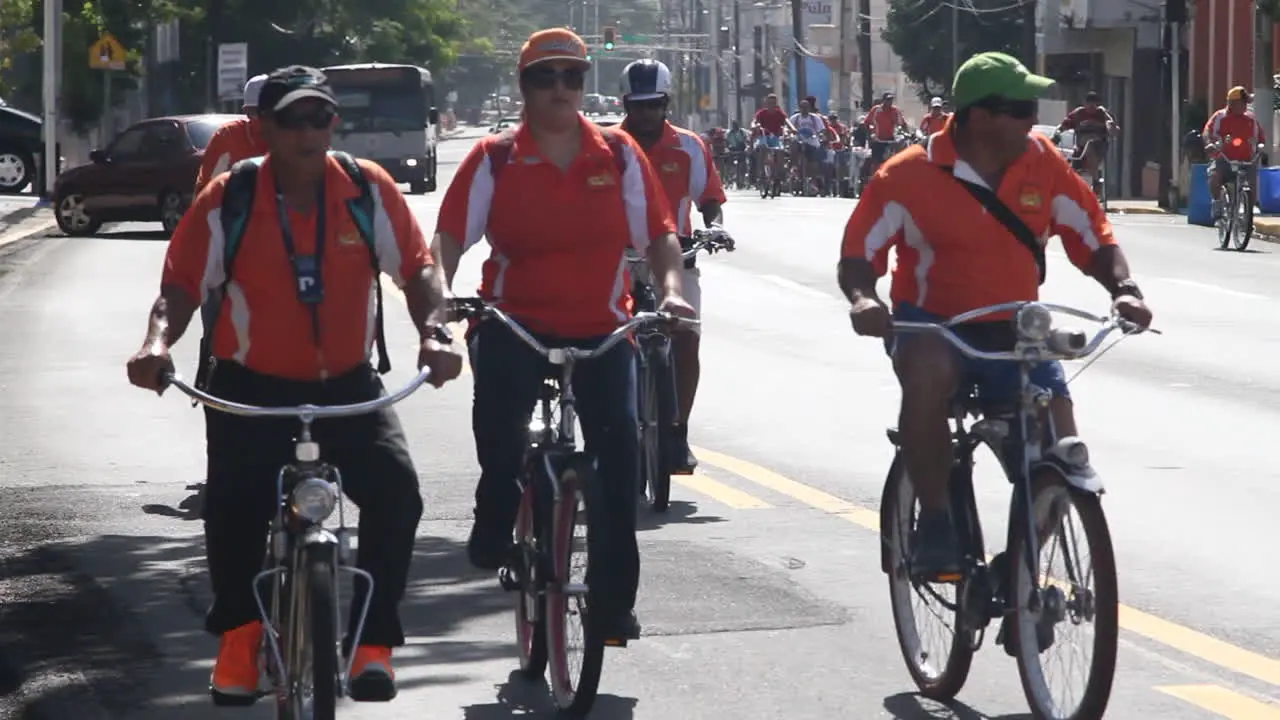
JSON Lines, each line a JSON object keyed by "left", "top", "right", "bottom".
{"left": 887, "top": 303, "right": 1070, "bottom": 405}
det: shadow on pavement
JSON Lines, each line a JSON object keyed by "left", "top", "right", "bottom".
{"left": 462, "top": 670, "right": 637, "bottom": 719}
{"left": 882, "top": 692, "right": 1034, "bottom": 720}
{"left": 0, "top": 527, "right": 519, "bottom": 716}
{"left": 141, "top": 482, "right": 204, "bottom": 520}
{"left": 636, "top": 499, "right": 726, "bottom": 532}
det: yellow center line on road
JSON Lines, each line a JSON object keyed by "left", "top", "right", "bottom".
{"left": 1156, "top": 685, "right": 1280, "bottom": 719}
{"left": 690, "top": 445, "right": 1280, "bottom": 690}
{"left": 675, "top": 472, "right": 772, "bottom": 510}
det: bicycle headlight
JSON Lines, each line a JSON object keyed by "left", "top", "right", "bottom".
{"left": 1014, "top": 302, "right": 1053, "bottom": 342}
{"left": 289, "top": 477, "right": 337, "bottom": 523}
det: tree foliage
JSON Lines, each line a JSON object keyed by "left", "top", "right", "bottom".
{"left": 882, "top": 0, "right": 1027, "bottom": 103}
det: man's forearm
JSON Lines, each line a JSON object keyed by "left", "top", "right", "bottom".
{"left": 700, "top": 201, "right": 723, "bottom": 228}
{"left": 404, "top": 265, "right": 450, "bottom": 338}
{"left": 146, "top": 285, "right": 200, "bottom": 349}
{"left": 646, "top": 233, "right": 685, "bottom": 298}
{"left": 1088, "top": 245, "right": 1134, "bottom": 296}
{"left": 837, "top": 258, "right": 881, "bottom": 303}
{"left": 430, "top": 232, "right": 463, "bottom": 289}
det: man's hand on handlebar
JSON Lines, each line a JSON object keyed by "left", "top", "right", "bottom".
{"left": 418, "top": 335, "right": 463, "bottom": 388}
{"left": 127, "top": 342, "right": 175, "bottom": 395}
{"left": 658, "top": 294, "right": 697, "bottom": 326}
{"left": 849, "top": 296, "right": 892, "bottom": 337}
{"left": 1111, "top": 295, "right": 1152, "bottom": 332}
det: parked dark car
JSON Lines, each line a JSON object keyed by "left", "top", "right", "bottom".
{"left": 52, "top": 113, "right": 242, "bottom": 236}
{"left": 0, "top": 97, "right": 43, "bottom": 194}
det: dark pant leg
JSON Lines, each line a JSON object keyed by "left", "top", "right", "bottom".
{"left": 202, "top": 368, "right": 297, "bottom": 636}
{"left": 571, "top": 338, "right": 641, "bottom": 616}
{"left": 313, "top": 371, "right": 423, "bottom": 651}
{"left": 469, "top": 319, "right": 546, "bottom": 535}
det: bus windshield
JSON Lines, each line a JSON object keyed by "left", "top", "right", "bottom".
{"left": 333, "top": 88, "right": 425, "bottom": 133}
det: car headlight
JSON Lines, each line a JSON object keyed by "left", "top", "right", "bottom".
{"left": 1014, "top": 302, "right": 1053, "bottom": 342}
{"left": 289, "top": 477, "right": 337, "bottom": 523}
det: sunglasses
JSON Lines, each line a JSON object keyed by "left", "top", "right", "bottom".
{"left": 272, "top": 107, "right": 336, "bottom": 130}
{"left": 627, "top": 97, "right": 666, "bottom": 112}
{"left": 974, "top": 97, "right": 1038, "bottom": 120}
{"left": 522, "top": 67, "right": 586, "bottom": 91}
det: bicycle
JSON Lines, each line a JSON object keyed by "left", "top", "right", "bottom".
{"left": 162, "top": 368, "right": 433, "bottom": 720}
{"left": 1069, "top": 133, "right": 1109, "bottom": 212}
{"left": 626, "top": 228, "right": 734, "bottom": 512}
{"left": 878, "top": 301, "right": 1156, "bottom": 719}
{"left": 1212, "top": 135, "right": 1263, "bottom": 251}
{"left": 449, "top": 298, "right": 697, "bottom": 717}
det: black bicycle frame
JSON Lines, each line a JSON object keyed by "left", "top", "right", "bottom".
{"left": 631, "top": 279, "right": 679, "bottom": 453}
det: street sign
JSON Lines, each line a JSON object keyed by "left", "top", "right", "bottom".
{"left": 88, "top": 33, "right": 127, "bottom": 71}
{"left": 217, "top": 43, "right": 249, "bottom": 102}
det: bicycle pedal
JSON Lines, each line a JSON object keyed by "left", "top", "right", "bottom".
{"left": 603, "top": 637, "right": 629, "bottom": 648}
{"left": 497, "top": 566, "right": 521, "bottom": 591}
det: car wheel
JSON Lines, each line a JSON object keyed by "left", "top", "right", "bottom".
{"left": 159, "top": 190, "right": 188, "bottom": 234}
{"left": 0, "top": 147, "right": 33, "bottom": 195}
{"left": 55, "top": 191, "right": 103, "bottom": 236}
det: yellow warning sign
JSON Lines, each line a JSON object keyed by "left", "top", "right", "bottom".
{"left": 89, "top": 33, "right": 127, "bottom": 71}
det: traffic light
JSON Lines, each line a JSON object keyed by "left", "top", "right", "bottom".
{"left": 718, "top": 25, "right": 732, "bottom": 51}
{"left": 603, "top": 26, "right": 616, "bottom": 51}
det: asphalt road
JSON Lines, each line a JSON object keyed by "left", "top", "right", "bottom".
{"left": 0, "top": 130, "right": 1278, "bottom": 719}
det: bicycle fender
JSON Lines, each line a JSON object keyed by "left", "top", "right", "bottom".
{"left": 1031, "top": 437, "right": 1104, "bottom": 494}
{"left": 299, "top": 528, "right": 339, "bottom": 548}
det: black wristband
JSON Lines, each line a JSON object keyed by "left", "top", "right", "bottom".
{"left": 1111, "top": 279, "right": 1143, "bottom": 300}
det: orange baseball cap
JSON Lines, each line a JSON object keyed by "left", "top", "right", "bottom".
{"left": 518, "top": 28, "right": 591, "bottom": 72}
{"left": 1227, "top": 85, "right": 1250, "bottom": 101}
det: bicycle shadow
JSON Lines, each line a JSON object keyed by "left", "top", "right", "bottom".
{"left": 636, "top": 499, "right": 726, "bottom": 531}
{"left": 140, "top": 482, "right": 204, "bottom": 520}
{"left": 462, "top": 670, "right": 638, "bottom": 719}
{"left": 882, "top": 692, "right": 1033, "bottom": 720}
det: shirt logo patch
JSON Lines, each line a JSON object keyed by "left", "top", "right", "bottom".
{"left": 587, "top": 173, "right": 615, "bottom": 187}
{"left": 339, "top": 232, "right": 361, "bottom": 247}
{"left": 1019, "top": 186, "right": 1042, "bottom": 210}
{"left": 660, "top": 162, "right": 681, "bottom": 174}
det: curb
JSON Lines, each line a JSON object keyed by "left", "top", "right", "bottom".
{"left": 1106, "top": 206, "right": 1173, "bottom": 215}
{"left": 0, "top": 211, "right": 57, "bottom": 250}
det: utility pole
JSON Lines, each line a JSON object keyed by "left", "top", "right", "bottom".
{"left": 951, "top": 2, "right": 959, "bottom": 81}
{"left": 790, "top": 0, "right": 806, "bottom": 101}
{"left": 734, "top": 0, "right": 743, "bottom": 123}
{"left": 837, "top": 0, "right": 849, "bottom": 117}
{"left": 41, "top": 0, "right": 61, "bottom": 199}
{"left": 1255, "top": 5, "right": 1274, "bottom": 164}
{"left": 858, "top": 0, "right": 872, "bottom": 109}
{"left": 753, "top": 24, "right": 764, "bottom": 107}
{"left": 1021, "top": 0, "right": 1037, "bottom": 71}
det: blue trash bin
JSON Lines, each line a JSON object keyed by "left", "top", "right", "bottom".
{"left": 1187, "top": 163, "right": 1213, "bottom": 226}
{"left": 1258, "top": 166, "right": 1280, "bottom": 213}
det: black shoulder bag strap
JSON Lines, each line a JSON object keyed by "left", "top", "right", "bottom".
{"left": 938, "top": 165, "right": 1046, "bottom": 285}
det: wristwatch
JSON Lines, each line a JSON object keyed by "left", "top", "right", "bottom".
{"left": 1111, "top": 279, "right": 1143, "bottom": 301}
{"left": 424, "top": 324, "right": 454, "bottom": 346}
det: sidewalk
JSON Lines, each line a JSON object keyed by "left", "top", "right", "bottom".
{"left": 1106, "top": 199, "right": 1280, "bottom": 236}
{"left": 0, "top": 198, "right": 56, "bottom": 249}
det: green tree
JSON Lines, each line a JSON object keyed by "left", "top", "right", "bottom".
{"left": 882, "top": 0, "right": 1027, "bottom": 103}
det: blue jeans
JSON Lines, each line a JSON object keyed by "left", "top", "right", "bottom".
{"left": 888, "top": 303, "right": 1069, "bottom": 405}
{"left": 467, "top": 317, "right": 641, "bottom": 613}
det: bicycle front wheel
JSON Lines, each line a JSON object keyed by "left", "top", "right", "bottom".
{"left": 1217, "top": 186, "right": 1235, "bottom": 250}
{"left": 1234, "top": 187, "right": 1254, "bottom": 251}
{"left": 280, "top": 545, "right": 338, "bottom": 720}
{"left": 546, "top": 456, "right": 605, "bottom": 716}
{"left": 1009, "top": 481, "right": 1118, "bottom": 720}
{"left": 514, "top": 485, "right": 548, "bottom": 678}
{"left": 882, "top": 456, "right": 976, "bottom": 700}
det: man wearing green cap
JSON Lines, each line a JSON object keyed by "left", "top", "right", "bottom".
{"left": 836, "top": 52, "right": 1152, "bottom": 580}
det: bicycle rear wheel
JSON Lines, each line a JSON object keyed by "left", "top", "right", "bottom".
{"left": 882, "top": 456, "right": 976, "bottom": 700}
{"left": 1009, "top": 481, "right": 1118, "bottom": 720}
{"left": 546, "top": 456, "right": 605, "bottom": 716}
{"left": 638, "top": 347, "right": 672, "bottom": 512}
{"left": 1217, "top": 186, "right": 1235, "bottom": 250}
{"left": 1234, "top": 187, "right": 1254, "bottom": 251}
{"left": 513, "top": 485, "right": 548, "bottom": 678}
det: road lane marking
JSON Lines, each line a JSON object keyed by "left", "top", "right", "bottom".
{"left": 759, "top": 274, "right": 836, "bottom": 301}
{"left": 691, "top": 445, "right": 1280, "bottom": 689}
{"left": 675, "top": 471, "right": 772, "bottom": 509}
{"left": 0, "top": 217, "right": 57, "bottom": 249}
{"left": 1157, "top": 685, "right": 1280, "bottom": 718}
{"left": 1155, "top": 277, "right": 1269, "bottom": 301}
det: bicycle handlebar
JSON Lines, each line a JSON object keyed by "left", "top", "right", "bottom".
{"left": 448, "top": 298, "right": 699, "bottom": 364}
{"left": 161, "top": 368, "right": 433, "bottom": 418}
{"left": 890, "top": 301, "right": 1156, "bottom": 362}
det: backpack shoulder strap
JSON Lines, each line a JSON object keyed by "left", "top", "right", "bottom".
{"left": 327, "top": 150, "right": 392, "bottom": 374}
{"left": 219, "top": 157, "right": 263, "bottom": 279}
{"left": 486, "top": 130, "right": 518, "bottom": 182}
{"left": 598, "top": 127, "right": 628, "bottom": 176}
{"left": 936, "top": 164, "right": 1046, "bottom": 285}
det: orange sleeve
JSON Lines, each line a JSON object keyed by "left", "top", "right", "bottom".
{"left": 161, "top": 178, "right": 224, "bottom": 301}
{"left": 697, "top": 136, "right": 727, "bottom": 206}
{"left": 1203, "top": 110, "right": 1220, "bottom": 137}
{"left": 434, "top": 140, "right": 492, "bottom": 252}
{"left": 194, "top": 125, "right": 234, "bottom": 196}
{"left": 1045, "top": 149, "right": 1117, "bottom": 272}
{"left": 360, "top": 161, "right": 434, "bottom": 285}
{"left": 840, "top": 171, "right": 897, "bottom": 276}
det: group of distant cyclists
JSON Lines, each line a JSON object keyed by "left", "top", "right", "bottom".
{"left": 121, "top": 21, "right": 1162, "bottom": 717}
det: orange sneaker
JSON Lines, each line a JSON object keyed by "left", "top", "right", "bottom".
{"left": 209, "top": 621, "right": 264, "bottom": 705}
{"left": 348, "top": 645, "right": 396, "bottom": 702}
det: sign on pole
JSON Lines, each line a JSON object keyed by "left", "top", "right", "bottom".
{"left": 88, "top": 33, "right": 127, "bottom": 71}
{"left": 217, "top": 43, "right": 249, "bottom": 102}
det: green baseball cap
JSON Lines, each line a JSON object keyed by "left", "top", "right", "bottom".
{"left": 952, "top": 52, "right": 1055, "bottom": 111}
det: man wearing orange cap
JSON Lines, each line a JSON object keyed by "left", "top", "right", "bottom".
{"left": 434, "top": 27, "right": 693, "bottom": 645}
{"left": 1204, "top": 86, "right": 1266, "bottom": 218}
{"left": 194, "top": 74, "right": 270, "bottom": 196}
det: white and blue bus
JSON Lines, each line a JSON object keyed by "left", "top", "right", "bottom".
{"left": 322, "top": 63, "right": 439, "bottom": 193}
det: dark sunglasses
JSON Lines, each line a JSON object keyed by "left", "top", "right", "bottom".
{"left": 522, "top": 67, "right": 586, "bottom": 91}
{"left": 626, "top": 97, "right": 666, "bottom": 112}
{"left": 974, "top": 97, "right": 1038, "bottom": 120}
{"left": 271, "top": 107, "right": 336, "bottom": 130}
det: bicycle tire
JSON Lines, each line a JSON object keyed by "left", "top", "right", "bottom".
{"left": 514, "top": 485, "right": 548, "bottom": 679}
{"left": 1009, "top": 483, "right": 1118, "bottom": 720}
{"left": 304, "top": 545, "right": 338, "bottom": 720}
{"left": 882, "top": 455, "right": 976, "bottom": 701}
{"left": 642, "top": 348, "right": 672, "bottom": 512}
{"left": 546, "top": 456, "right": 606, "bottom": 716}
{"left": 1235, "top": 187, "right": 1253, "bottom": 251}
{"left": 1217, "top": 186, "right": 1234, "bottom": 250}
